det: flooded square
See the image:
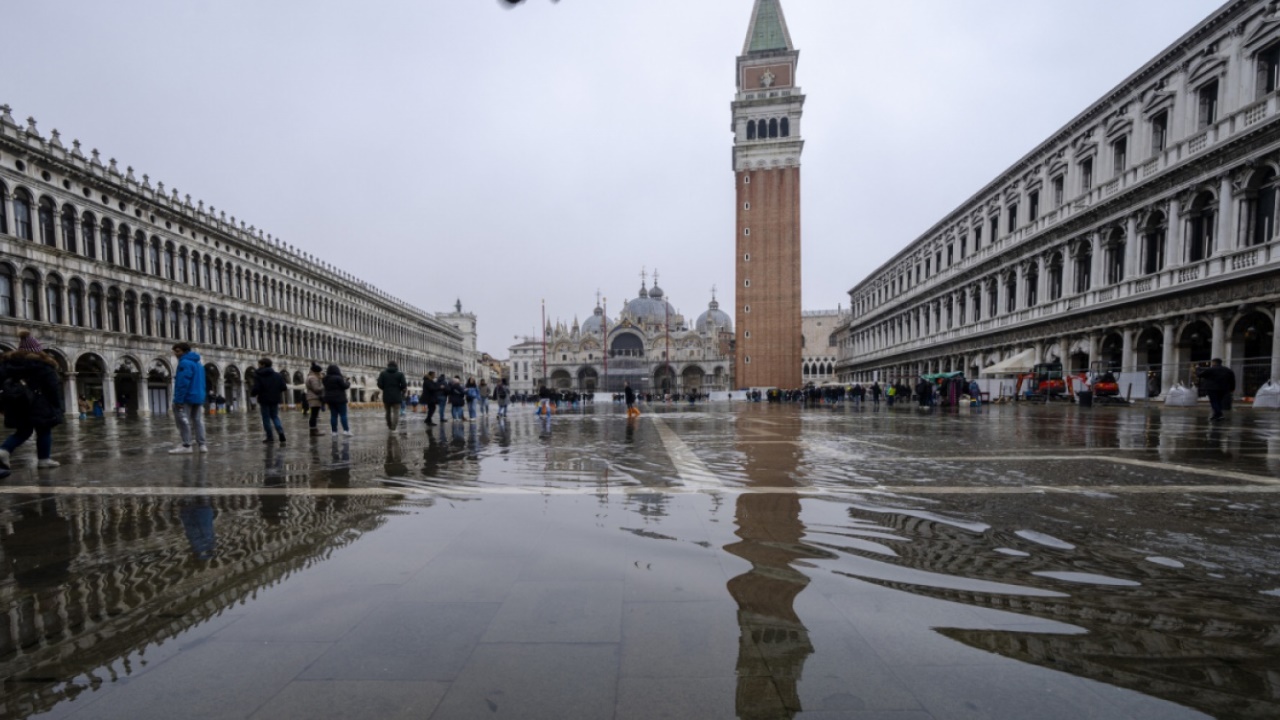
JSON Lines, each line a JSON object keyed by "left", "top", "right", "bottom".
{"left": 1, "top": 402, "right": 1278, "bottom": 719}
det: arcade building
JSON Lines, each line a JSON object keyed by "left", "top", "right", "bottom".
{"left": 837, "top": 0, "right": 1280, "bottom": 398}
{"left": 0, "top": 105, "right": 466, "bottom": 415}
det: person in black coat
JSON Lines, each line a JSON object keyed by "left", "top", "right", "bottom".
{"left": 0, "top": 331, "right": 64, "bottom": 470}
{"left": 323, "top": 364, "right": 352, "bottom": 435}
{"left": 250, "top": 357, "right": 289, "bottom": 443}
{"left": 447, "top": 376, "right": 467, "bottom": 421}
{"left": 422, "top": 371, "right": 440, "bottom": 426}
{"left": 435, "top": 372, "right": 449, "bottom": 425}
{"left": 1197, "top": 358, "right": 1236, "bottom": 421}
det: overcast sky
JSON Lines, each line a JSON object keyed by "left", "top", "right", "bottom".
{"left": 4, "top": 0, "right": 1225, "bottom": 357}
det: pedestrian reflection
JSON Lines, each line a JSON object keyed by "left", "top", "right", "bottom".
{"left": 467, "top": 422, "right": 479, "bottom": 459}
{"left": 423, "top": 426, "right": 447, "bottom": 478}
{"left": 2, "top": 494, "right": 73, "bottom": 589}
{"left": 725, "top": 414, "right": 824, "bottom": 718}
{"left": 259, "top": 445, "right": 288, "bottom": 524}
{"left": 384, "top": 435, "right": 408, "bottom": 478}
{"left": 320, "top": 439, "right": 352, "bottom": 512}
{"left": 495, "top": 417, "right": 511, "bottom": 448}
{"left": 179, "top": 458, "right": 216, "bottom": 561}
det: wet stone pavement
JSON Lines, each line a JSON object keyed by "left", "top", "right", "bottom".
{"left": 1, "top": 401, "right": 1278, "bottom": 720}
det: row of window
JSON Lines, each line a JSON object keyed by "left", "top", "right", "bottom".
{"left": 856, "top": 166, "right": 1277, "bottom": 319}
{"left": 0, "top": 263, "right": 423, "bottom": 371}
{"left": 854, "top": 40, "right": 1280, "bottom": 316}
{"left": 744, "top": 117, "right": 791, "bottom": 140}
{"left": 802, "top": 362, "right": 834, "bottom": 377}
{"left": 851, "top": 183, "right": 1261, "bottom": 350}
{"left": 0, "top": 182, "right": 440, "bottom": 352}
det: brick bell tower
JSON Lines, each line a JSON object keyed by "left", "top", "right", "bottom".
{"left": 733, "top": 0, "right": 804, "bottom": 390}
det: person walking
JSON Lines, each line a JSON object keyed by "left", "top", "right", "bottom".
{"left": 448, "top": 376, "right": 467, "bottom": 421}
{"left": 1196, "top": 358, "right": 1236, "bottom": 422}
{"left": 495, "top": 377, "right": 510, "bottom": 418}
{"left": 915, "top": 378, "right": 933, "bottom": 409}
{"left": 170, "top": 342, "right": 208, "bottom": 454}
{"left": 323, "top": 364, "right": 352, "bottom": 435}
{"left": 251, "top": 357, "right": 289, "bottom": 444}
{"left": 624, "top": 381, "right": 639, "bottom": 418}
{"left": 0, "top": 330, "right": 64, "bottom": 470}
{"left": 464, "top": 377, "right": 479, "bottom": 421}
{"left": 305, "top": 364, "right": 325, "bottom": 436}
{"left": 422, "top": 371, "right": 440, "bottom": 426}
{"left": 436, "top": 372, "right": 449, "bottom": 425}
{"left": 537, "top": 384, "right": 552, "bottom": 416}
{"left": 478, "top": 379, "right": 490, "bottom": 417}
{"left": 377, "top": 360, "right": 408, "bottom": 432}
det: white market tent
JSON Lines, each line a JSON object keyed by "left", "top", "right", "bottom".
{"left": 980, "top": 349, "right": 1037, "bottom": 376}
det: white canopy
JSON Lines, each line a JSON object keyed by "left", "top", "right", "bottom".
{"left": 980, "top": 349, "right": 1037, "bottom": 376}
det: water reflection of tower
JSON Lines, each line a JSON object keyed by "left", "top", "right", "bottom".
{"left": 724, "top": 412, "right": 818, "bottom": 718}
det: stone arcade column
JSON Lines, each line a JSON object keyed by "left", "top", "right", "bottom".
{"left": 1272, "top": 303, "right": 1280, "bottom": 380}
{"left": 1090, "top": 232, "right": 1105, "bottom": 291}
{"left": 1160, "top": 321, "right": 1176, "bottom": 397}
{"left": 239, "top": 375, "right": 249, "bottom": 412}
{"left": 1217, "top": 174, "right": 1234, "bottom": 256}
{"left": 102, "top": 373, "right": 116, "bottom": 416}
{"left": 1062, "top": 246, "right": 1077, "bottom": 300}
{"left": 1124, "top": 215, "right": 1139, "bottom": 280}
{"left": 1167, "top": 196, "right": 1183, "bottom": 270}
{"left": 65, "top": 373, "right": 78, "bottom": 417}
{"left": 1121, "top": 328, "right": 1135, "bottom": 373}
{"left": 1211, "top": 314, "right": 1226, "bottom": 363}
{"left": 1036, "top": 255, "right": 1049, "bottom": 307}
{"left": 1016, "top": 264, "right": 1028, "bottom": 311}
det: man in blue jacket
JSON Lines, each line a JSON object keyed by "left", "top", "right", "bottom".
{"left": 170, "top": 342, "right": 207, "bottom": 454}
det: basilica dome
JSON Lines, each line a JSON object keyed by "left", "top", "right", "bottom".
{"left": 622, "top": 283, "right": 677, "bottom": 325}
{"left": 696, "top": 296, "right": 733, "bottom": 333}
{"left": 581, "top": 305, "right": 610, "bottom": 334}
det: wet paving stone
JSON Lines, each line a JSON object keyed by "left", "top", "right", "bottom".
{"left": 0, "top": 402, "right": 1277, "bottom": 719}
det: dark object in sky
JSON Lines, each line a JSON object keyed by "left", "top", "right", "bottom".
{"left": 500, "top": 0, "right": 559, "bottom": 6}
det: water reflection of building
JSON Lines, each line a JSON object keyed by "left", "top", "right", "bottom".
{"left": 0, "top": 481, "right": 400, "bottom": 718}
{"left": 818, "top": 501, "right": 1280, "bottom": 719}
{"left": 725, "top": 412, "right": 828, "bottom": 718}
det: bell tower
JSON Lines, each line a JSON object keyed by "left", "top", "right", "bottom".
{"left": 733, "top": 0, "right": 804, "bottom": 390}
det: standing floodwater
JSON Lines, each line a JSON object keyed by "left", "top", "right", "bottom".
{"left": 0, "top": 402, "right": 1276, "bottom": 719}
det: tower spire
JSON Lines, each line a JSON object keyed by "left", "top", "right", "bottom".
{"left": 732, "top": 0, "right": 803, "bottom": 390}
{"left": 743, "top": 0, "right": 794, "bottom": 55}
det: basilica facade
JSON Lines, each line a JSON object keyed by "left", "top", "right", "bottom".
{"left": 0, "top": 105, "right": 466, "bottom": 415}
{"left": 509, "top": 277, "right": 734, "bottom": 395}
{"left": 837, "top": 0, "right": 1280, "bottom": 399}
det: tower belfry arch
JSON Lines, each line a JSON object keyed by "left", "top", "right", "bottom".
{"left": 732, "top": 0, "right": 804, "bottom": 389}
